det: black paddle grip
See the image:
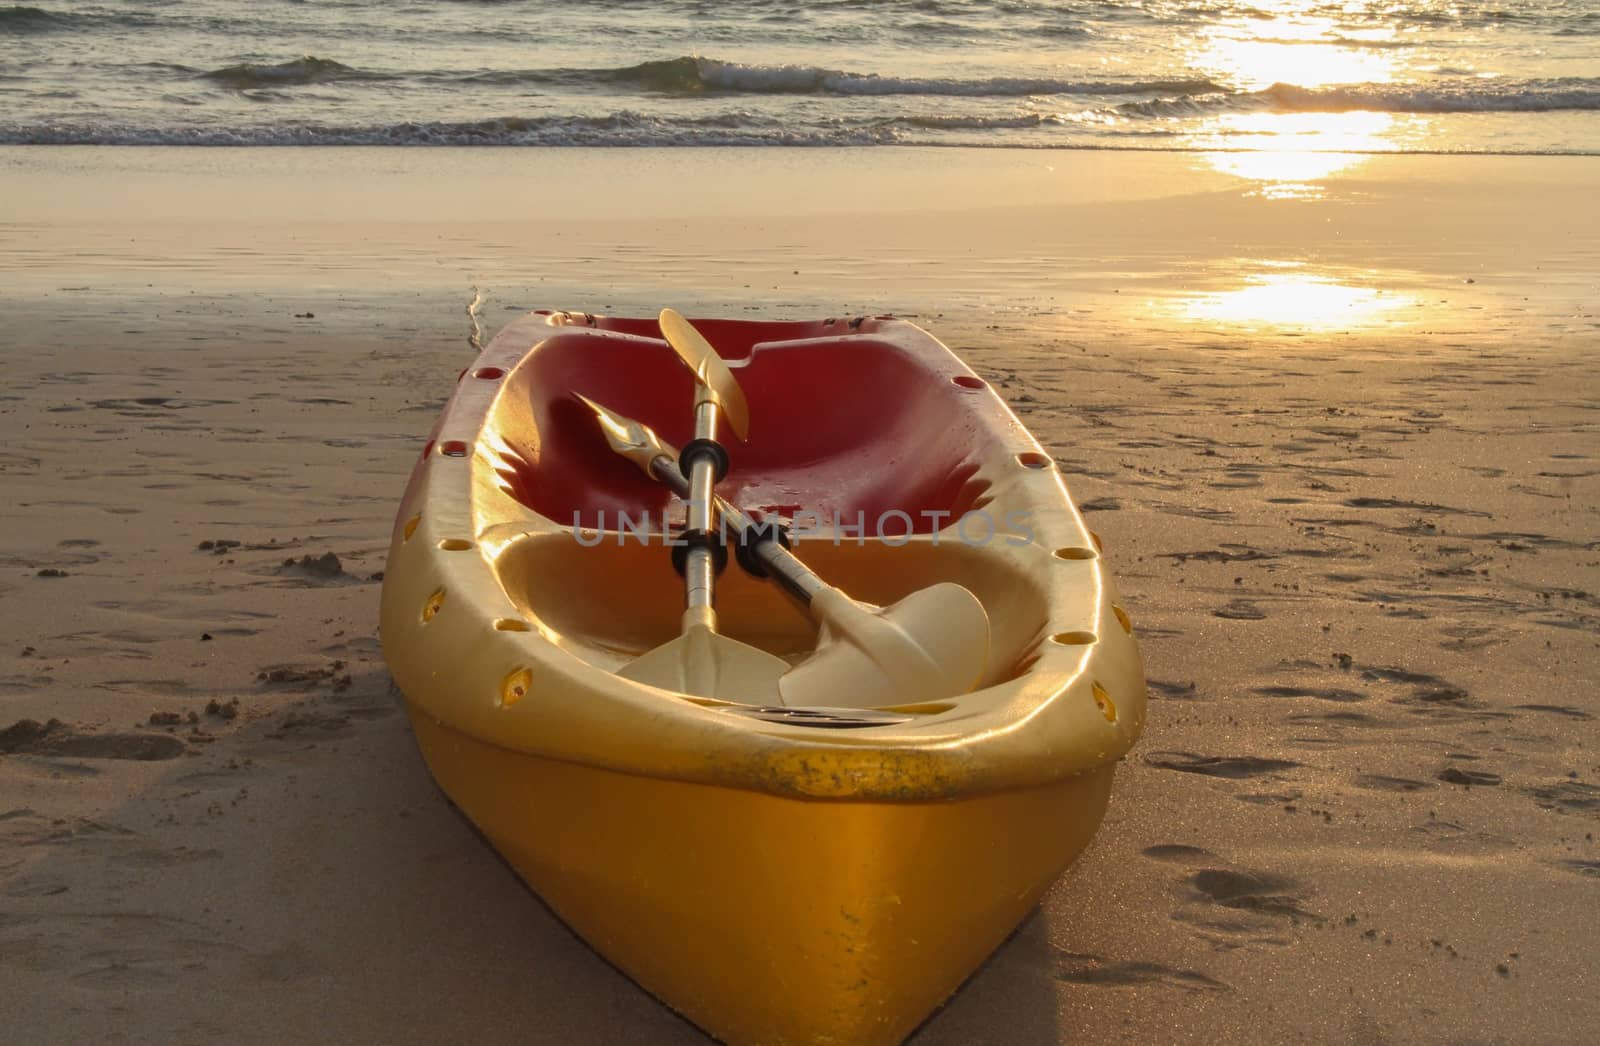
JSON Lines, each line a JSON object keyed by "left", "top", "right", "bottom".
{"left": 671, "top": 527, "right": 729, "bottom": 577}
{"left": 679, "top": 438, "right": 730, "bottom": 483}
{"left": 734, "top": 519, "right": 791, "bottom": 579}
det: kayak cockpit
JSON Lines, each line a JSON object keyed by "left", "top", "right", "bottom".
{"left": 486, "top": 320, "right": 996, "bottom": 533}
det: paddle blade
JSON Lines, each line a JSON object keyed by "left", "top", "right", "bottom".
{"left": 658, "top": 308, "right": 751, "bottom": 441}
{"left": 778, "top": 583, "right": 990, "bottom": 710}
{"left": 574, "top": 392, "right": 673, "bottom": 477}
{"left": 619, "top": 623, "right": 788, "bottom": 701}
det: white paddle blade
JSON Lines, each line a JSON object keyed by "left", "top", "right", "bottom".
{"left": 618, "top": 623, "right": 788, "bottom": 701}
{"left": 778, "top": 583, "right": 990, "bottom": 710}
{"left": 658, "top": 308, "right": 752, "bottom": 441}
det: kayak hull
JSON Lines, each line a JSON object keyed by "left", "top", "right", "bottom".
{"left": 381, "top": 310, "right": 1147, "bottom": 1044}
{"left": 409, "top": 708, "right": 1116, "bottom": 1046}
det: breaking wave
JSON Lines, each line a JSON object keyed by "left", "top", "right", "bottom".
{"left": 1111, "top": 78, "right": 1600, "bottom": 118}
{"left": 473, "top": 55, "right": 1229, "bottom": 99}
{"left": 200, "top": 57, "right": 391, "bottom": 89}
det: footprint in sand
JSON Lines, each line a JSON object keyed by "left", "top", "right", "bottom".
{"left": 1440, "top": 624, "right": 1507, "bottom": 652}
{"left": 87, "top": 396, "right": 237, "bottom": 416}
{"left": 265, "top": 709, "right": 355, "bottom": 741}
{"left": 1342, "top": 496, "right": 1490, "bottom": 518}
{"left": 1286, "top": 710, "right": 1377, "bottom": 729}
{"left": 1356, "top": 774, "right": 1436, "bottom": 793}
{"left": 1157, "top": 545, "right": 1274, "bottom": 564}
{"left": 0, "top": 719, "right": 186, "bottom": 761}
{"left": 256, "top": 662, "right": 352, "bottom": 692}
{"left": 1234, "top": 789, "right": 1303, "bottom": 806}
{"left": 1147, "top": 843, "right": 1319, "bottom": 944}
{"left": 320, "top": 635, "right": 382, "bottom": 657}
{"left": 1140, "top": 844, "right": 1219, "bottom": 863}
{"left": 1524, "top": 780, "right": 1600, "bottom": 813}
{"left": 1438, "top": 767, "right": 1502, "bottom": 787}
{"left": 0, "top": 673, "right": 57, "bottom": 697}
{"left": 1349, "top": 664, "right": 1500, "bottom": 720}
{"left": 1146, "top": 679, "right": 1200, "bottom": 700}
{"left": 1253, "top": 685, "right": 1366, "bottom": 703}
{"left": 1172, "top": 874, "right": 1312, "bottom": 948}
{"left": 0, "top": 911, "right": 244, "bottom": 991}
{"left": 1515, "top": 704, "right": 1593, "bottom": 721}
{"left": 1143, "top": 751, "right": 1301, "bottom": 779}
{"left": 1183, "top": 868, "right": 1316, "bottom": 920}
{"left": 0, "top": 810, "right": 135, "bottom": 848}
{"left": 1051, "top": 950, "right": 1229, "bottom": 993}
{"left": 266, "top": 552, "right": 359, "bottom": 588}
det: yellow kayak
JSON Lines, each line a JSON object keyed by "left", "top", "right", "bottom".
{"left": 380, "top": 310, "right": 1147, "bottom": 1045}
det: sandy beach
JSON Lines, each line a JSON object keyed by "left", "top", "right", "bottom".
{"left": 2, "top": 146, "right": 1598, "bottom": 1043}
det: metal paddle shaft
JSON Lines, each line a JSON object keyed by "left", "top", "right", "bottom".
{"left": 660, "top": 305, "right": 751, "bottom": 632}
{"left": 680, "top": 396, "right": 721, "bottom": 633}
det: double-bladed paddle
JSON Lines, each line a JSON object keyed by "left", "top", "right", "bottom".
{"left": 580, "top": 377, "right": 990, "bottom": 709}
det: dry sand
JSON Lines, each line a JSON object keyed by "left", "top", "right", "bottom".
{"left": 1, "top": 147, "right": 1597, "bottom": 1043}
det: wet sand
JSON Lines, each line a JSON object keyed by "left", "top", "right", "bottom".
{"left": 2, "top": 147, "right": 1597, "bottom": 1043}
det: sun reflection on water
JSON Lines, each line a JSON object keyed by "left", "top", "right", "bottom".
{"left": 1192, "top": 14, "right": 1403, "bottom": 91}
{"left": 1183, "top": 8, "right": 1416, "bottom": 196}
{"left": 1198, "top": 111, "right": 1396, "bottom": 197}
{"left": 1180, "top": 270, "right": 1418, "bottom": 330}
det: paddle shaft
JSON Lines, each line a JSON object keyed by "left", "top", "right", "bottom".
{"left": 647, "top": 453, "right": 827, "bottom": 609}
{"left": 681, "top": 399, "right": 721, "bottom": 631}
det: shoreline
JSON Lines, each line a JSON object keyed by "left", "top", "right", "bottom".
{"left": 4, "top": 146, "right": 1595, "bottom": 356}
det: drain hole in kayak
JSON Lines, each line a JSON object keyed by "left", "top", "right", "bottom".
{"left": 494, "top": 618, "right": 531, "bottom": 632}
{"left": 440, "top": 440, "right": 469, "bottom": 457}
{"left": 1111, "top": 604, "right": 1133, "bottom": 635}
{"left": 1054, "top": 546, "right": 1096, "bottom": 561}
{"left": 1017, "top": 452, "right": 1052, "bottom": 469}
{"left": 501, "top": 667, "right": 532, "bottom": 707}
{"left": 438, "top": 539, "right": 472, "bottom": 551}
{"left": 403, "top": 514, "right": 421, "bottom": 541}
{"left": 718, "top": 706, "right": 913, "bottom": 729}
{"left": 1052, "top": 631, "right": 1096, "bottom": 646}
{"left": 422, "top": 588, "right": 445, "bottom": 623}
{"left": 1092, "top": 682, "right": 1117, "bottom": 723}
{"left": 473, "top": 367, "right": 506, "bottom": 380}
{"left": 951, "top": 375, "right": 985, "bottom": 390}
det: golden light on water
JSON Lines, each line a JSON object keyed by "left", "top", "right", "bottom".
{"left": 1179, "top": 270, "right": 1418, "bottom": 330}
{"left": 1166, "top": 10, "right": 1431, "bottom": 332}
{"left": 1180, "top": 11, "right": 1412, "bottom": 196}
{"left": 1193, "top": 16, "right": 1402, "bottom": 91}
{"left": 1200, "top": 111, "right": 1396, "bottom": 197}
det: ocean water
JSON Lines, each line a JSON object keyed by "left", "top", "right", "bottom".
{"left": 1, "top": 0, "right": 1596, "bottom": 154}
